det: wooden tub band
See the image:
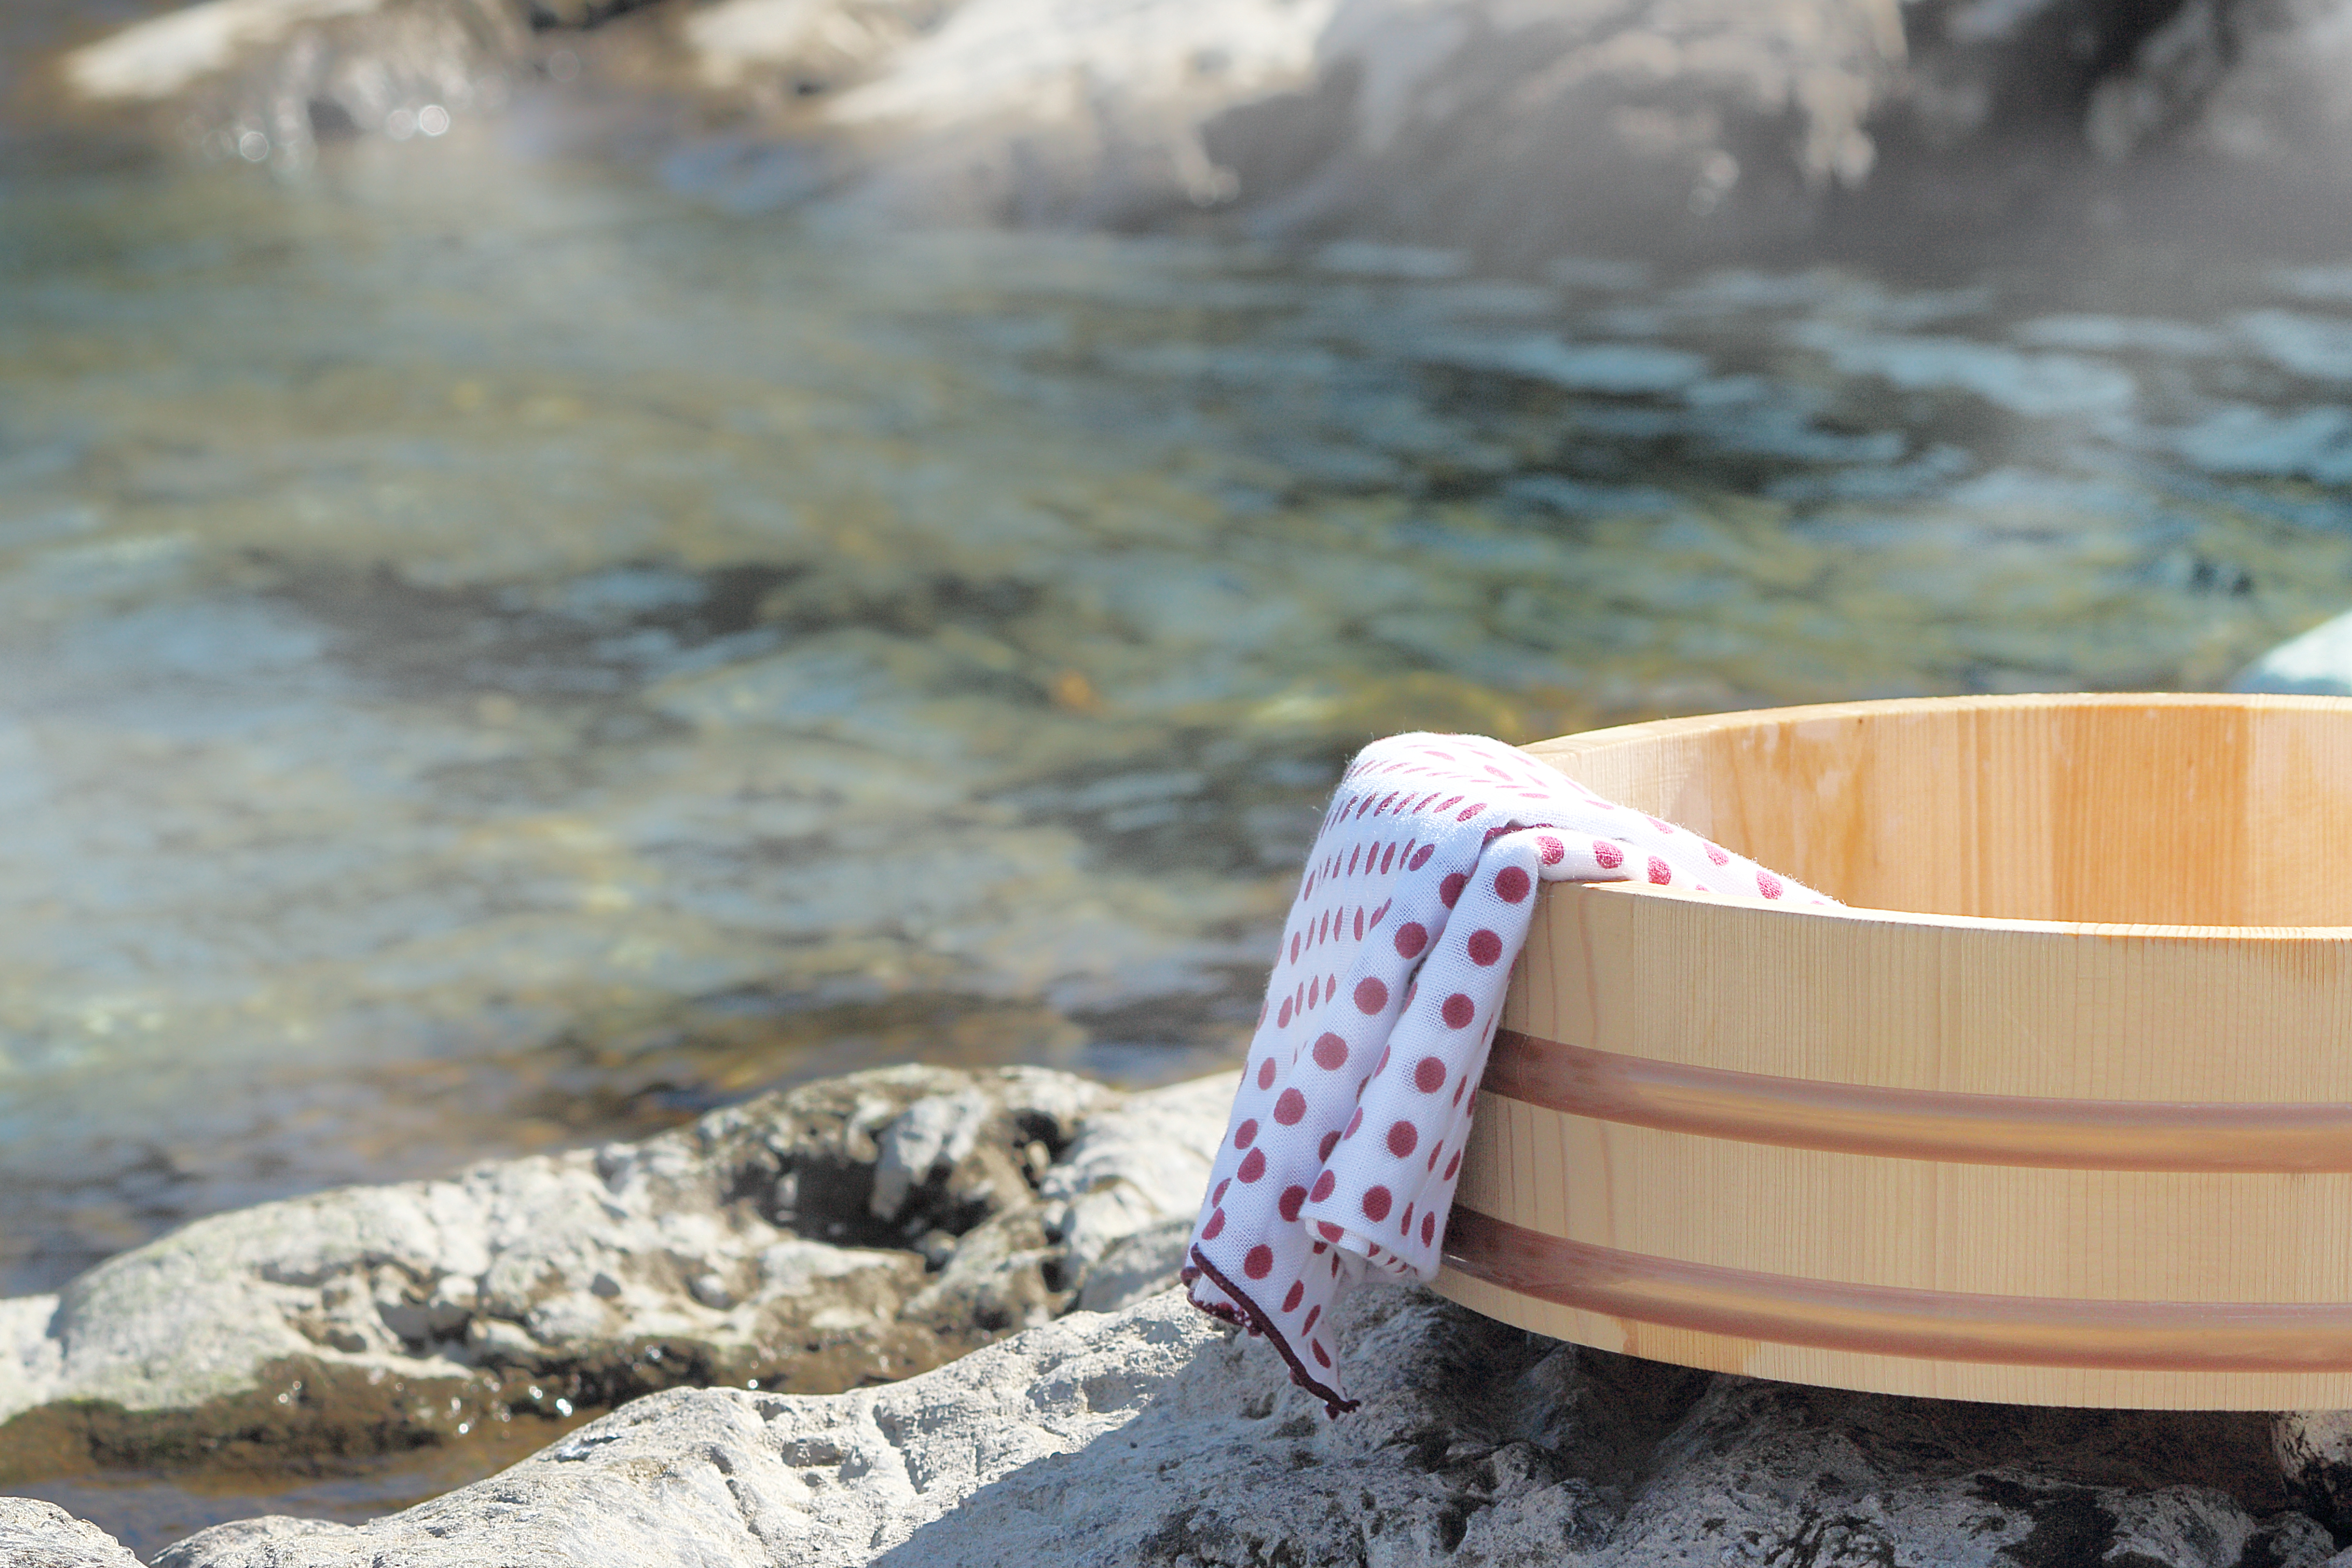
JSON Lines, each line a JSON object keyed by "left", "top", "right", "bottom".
{"left": 1443, "top": 1209, "right": 2352, "bottom": 1370}
{"left": 1486, "top": 1029, "right": 2352, "bottom": 1172}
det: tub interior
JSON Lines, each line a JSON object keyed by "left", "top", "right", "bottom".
{"left": 1525, "top": 698, "right": 2352, "bottom": 928}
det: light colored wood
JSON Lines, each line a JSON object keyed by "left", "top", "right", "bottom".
{"left": 1435, "top": 694, "right": 2352, "bottom": 1408}
{"left": 1520, "top": 693, "right": 2352, "bottom": 927}
{"left": 1498, "top": 888, "right": 2352, "bottom": 1101}
{"left": 1454, "top": 1096, "right": 2352, "bottom": 1303}
{"left": 1432, "top": 1263, "right": 2352, "bottom": 1408}
{"left": 1482, "top": 1028, "right": 2352, "bottom": 1170}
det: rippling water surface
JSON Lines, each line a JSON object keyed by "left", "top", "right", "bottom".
{"left": 6, "top": 111, "right": 2352, "bottom": 1349}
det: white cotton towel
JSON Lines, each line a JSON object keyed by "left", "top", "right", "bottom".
{"left": 1181, "top": 732, "right": 1838, "bottom": 1414}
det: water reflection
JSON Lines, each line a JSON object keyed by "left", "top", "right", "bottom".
{"left": 2, "top": 123, "right": 2350, "bottom": 1311}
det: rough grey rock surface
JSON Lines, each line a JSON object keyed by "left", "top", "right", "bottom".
{"left": 0, "top": 1497, "right": 143, "bottom": 1568}
{"left": 2276, "top": 1407, "right": 2352, "bottom": 1531}
{"left": 0, "top": 1063, "right": 1232, "bottom": 1475}
{"left": 152, "top": 1284, "right": 2340, "bottom": 1568}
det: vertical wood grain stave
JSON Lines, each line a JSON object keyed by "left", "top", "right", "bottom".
{"left": 1443, "top": 695, "right": 2352, "bottom": 1408}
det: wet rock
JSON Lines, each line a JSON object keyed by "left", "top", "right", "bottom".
{"left": 0, "top": 1496, "right": 143, "bottom": 1568}
{"left": 149, "top": 1284, "right": 2334, "bottom": 1568}
{"left": 0, "top": 1064, "right": 1232, "bottom": 1479}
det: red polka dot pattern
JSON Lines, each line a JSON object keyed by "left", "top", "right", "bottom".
{"left": 1184, "top": 731, "right": 1838, "bottom": 1419}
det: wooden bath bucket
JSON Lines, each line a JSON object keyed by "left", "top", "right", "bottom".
{"left": 1434, "top": 692, "right": 2352, "bottom": 1408}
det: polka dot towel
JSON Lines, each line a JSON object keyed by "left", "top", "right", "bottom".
{"left": 1181, "top": 732, "right": 1838, "bottom": 1415}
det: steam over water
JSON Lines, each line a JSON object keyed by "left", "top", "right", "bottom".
{"left": 6, "top": 114, "right": 2352, "bottom": 1316}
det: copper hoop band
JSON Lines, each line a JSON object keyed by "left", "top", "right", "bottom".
{"left": 1442, "top": 1208, "right": 2352, "bottom": 1370}
{"left": 1485, "top": 1029, "right": 2352, "bottom": 1171}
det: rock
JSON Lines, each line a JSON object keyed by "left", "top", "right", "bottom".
{"left": 805, "top": 0, "right": 1907, "bottom": 258}
{"left": 51, "top": 0, "right": 2337, "bottom": 262}
{"left": 2275, "top": 1408, "right": 2352, "bottom": 1531}
{"left": 149, "top": 1283, "right": 2336, "bottom": 1567}
{"left": 1072, "top": 1216, "right": 1192, "bottom": 1313}
{"left": 53, "top": 0, "right": 526, "bottom": 170}
{"left": 0, "top": 1497, "right": 143, "bottom": 1568}
{"left": 0, "top": 1063, "right": 1232, "bottom": 1479}
{"left": 2160, "top": 0, "right": 2352, "bottom": 175}
{"left": 2232, "top": 607, "right": 2352, "bottom": 694}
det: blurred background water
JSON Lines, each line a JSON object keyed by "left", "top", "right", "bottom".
{"left": 11, "top": 47, "right": 2352, "bottom": 1301}
{"left": 9, "top": 0, "right": 2352, "bottom": 1543}
{"left": 12, "top": 123, "right": 2352, "bottom": 1295}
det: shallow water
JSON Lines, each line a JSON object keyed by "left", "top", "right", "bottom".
{"left": 8, "top": 87, "right": 2352, "bottom": 1550}
{"left": 11, "top": 1396, "right": 600, "bottom": 1557}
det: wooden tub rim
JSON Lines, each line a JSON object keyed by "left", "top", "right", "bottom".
{"left": 1448, "top": 690, "right": 2352, "bottom": 1403}
{"left": 1523, "top": 689, "right": 2352, "bottom": 944}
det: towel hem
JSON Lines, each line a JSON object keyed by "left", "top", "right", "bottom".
{"left": 1188, "top": 1244, "right": 1360, "bottom": 1419}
